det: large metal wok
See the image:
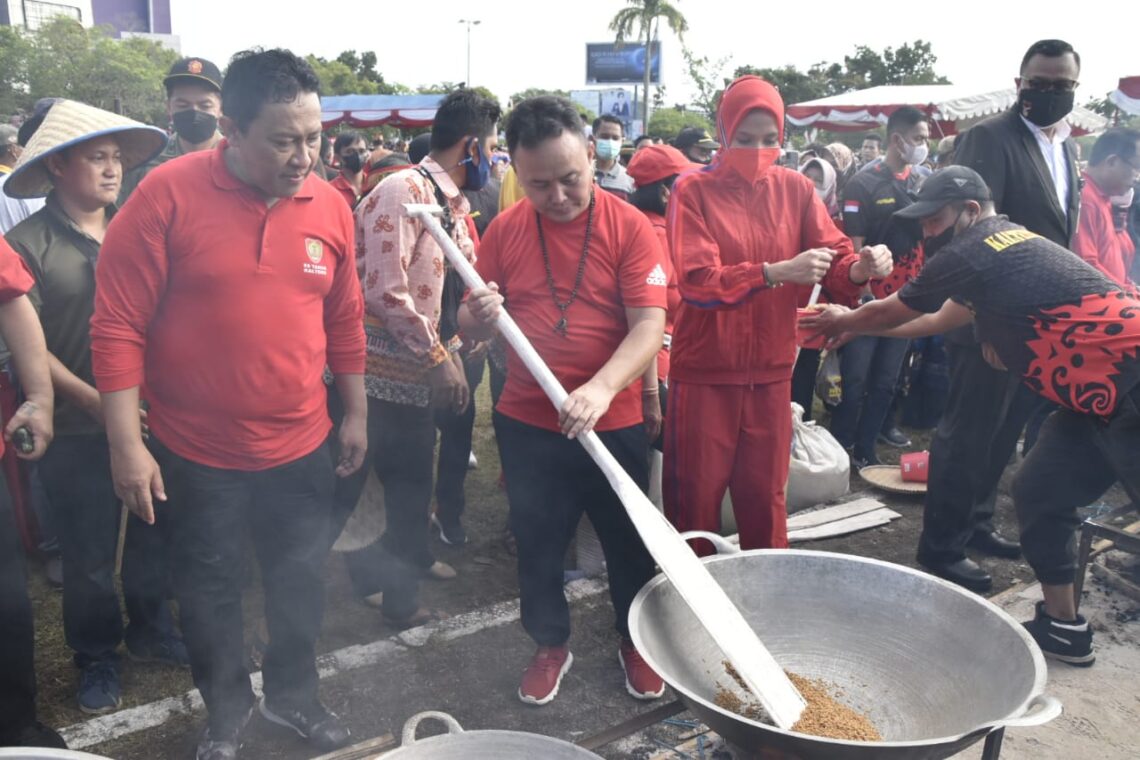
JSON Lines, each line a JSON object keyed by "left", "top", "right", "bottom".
{"left": 628, "top": 535, "right": 1061, "bottom": 759}
{"left": 382, "top": 712, "right": 602, "bottom": 759}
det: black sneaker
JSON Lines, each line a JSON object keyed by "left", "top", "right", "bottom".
{"left": 128, "top": 634, "right": 191, "bottom": 668}
{"left": 196, "top": 704, "right": 253, "bottom": 760}
{"left": 1023, "top": 601, "right": 1095, "bottom": 666}
{"left": 852, "top": 452, "right": 882, "bottom": 469}
{"left": 878, "top": 427, "right": 912, "bottom": 448}
{"left": 77, "top": 659, "right": 121, "bottom": 715}
{"left": 431, "top": 512, "right": 468, "bottom": 546}
{"left": 259, "top": 697, "right": 351, "bottom": 752}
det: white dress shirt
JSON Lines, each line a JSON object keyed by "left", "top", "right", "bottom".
{"left": 1020, "top": 116, "right": 1072, "bottom": 218}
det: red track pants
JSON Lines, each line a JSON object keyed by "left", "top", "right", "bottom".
{"left": 663, "top": 380, "right": 792, "bottom": 555}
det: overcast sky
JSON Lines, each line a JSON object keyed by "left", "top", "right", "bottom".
{"left": 170, "top": 0, "right": 1133, "bottom": 110}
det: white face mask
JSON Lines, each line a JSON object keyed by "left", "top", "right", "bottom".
{"left": 899, "top": 139, "right": 929, "bottom": 166}
{"left": 1110, "top": 187, "right": 1135, "bottom": 208}
{"left": 595, "top": 138, "right": 622, "bottom": 162}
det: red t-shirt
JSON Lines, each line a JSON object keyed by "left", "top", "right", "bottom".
{"left": 329, "top": 174, "right": 359, "bottom": 210}
{"left": 91, "top": 143, "right": 365, "bottom": 470}
{"left": 476, "top": 190, "right": 667, "bottom": 432}
{"left": 0, "top": 239, "right": 35, "bottom": 459}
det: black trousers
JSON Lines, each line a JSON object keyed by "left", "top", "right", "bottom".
{"left": 0, "top": 470, "right": 36, "bottom": 741}
{"left": 37, "top": 433, "right": 173, "bottom": 666}
{"left": 328, "top": 394, "right": 426, "bottom": 621}
{"left": 494, "top": 413, "right": 655, "bottom": 646}
{"left": 151, "top": 437, "right": 335, "bottom": 734}
{"left": 434, "top": 354, "right": 485, "bottom": 523}
{"left": 918, "top": 342, "right": 1041, "bottom": 564}
{"left": 1013, "top": 387, "right": 1140, "bottom": 585}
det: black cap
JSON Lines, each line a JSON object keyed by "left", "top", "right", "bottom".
{"left": 895, "top": 166, "right": 992, "bottom": 219}
{"left": 164, "top": 57, "right": 223, "bottom": 94}
{"left": 17, "top": 97, "right": 61, "bottom": 146}
{"left": 673, "top": 126, "right": 719, "bottom": 151}
{"left": 408, "top": 133, "right": 432, "bottom": 165}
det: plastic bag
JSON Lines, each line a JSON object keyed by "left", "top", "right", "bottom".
{"left": 787, "top": 402, "right": 850, "bottom": 511}
{"left": 815, "top": 349, "right": 842, "bottom": 408}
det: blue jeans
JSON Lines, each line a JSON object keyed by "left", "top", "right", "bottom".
{"left": 829, "top": 336, "right": 910, "bottom": 460}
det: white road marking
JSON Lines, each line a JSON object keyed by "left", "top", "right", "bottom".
{"left": 59, "top": 578, "right": 608, "bottom": 750}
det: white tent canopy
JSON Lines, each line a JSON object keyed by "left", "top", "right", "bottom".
{"left": 786, "top": 84, "right": 1107, "bottom": 135}
{"left": 1110, "top": 76, "right": 1140, "bottom": 116}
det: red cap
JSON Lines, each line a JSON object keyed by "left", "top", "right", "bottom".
{"left": 626, "top": 144, "right": 698, "bottom": 187}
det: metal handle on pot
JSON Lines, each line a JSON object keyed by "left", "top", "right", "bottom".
{"left": 401, "top": 711, "right": 465, "bottom": 746}
{"left": 975, "top": 694, "right": 1063, "bottom": 732}
{"left": 678, "top": 531, "right": 741, "bottom": 556}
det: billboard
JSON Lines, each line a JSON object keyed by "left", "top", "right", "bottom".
{"left": 586, "top": 42, "right": 661, "bottom": 85}
{"left": 600, "top": 88, "right": 635, "bottom": 135}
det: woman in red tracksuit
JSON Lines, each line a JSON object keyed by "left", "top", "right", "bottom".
{"left": 664, "top": 76, "right": 893, "bottom": 553}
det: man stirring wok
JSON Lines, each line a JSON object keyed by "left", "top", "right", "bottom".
{"left": 802, "top": 166, "right": 1140, "bottom": 667}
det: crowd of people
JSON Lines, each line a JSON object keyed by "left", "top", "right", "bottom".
{"left": 0, "top": 35, "right": 1137, "bottom": 760}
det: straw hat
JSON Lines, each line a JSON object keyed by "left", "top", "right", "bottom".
{"left": 5, "top": 99, "right": 167, "bottom": 199}
{"left": 859, "top": 465, "right": 928, "bottom": 495}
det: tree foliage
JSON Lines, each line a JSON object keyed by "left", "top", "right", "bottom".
{"left": 0, "top": 17, "right": 177, "bottom": 125}
{"left": 735, "top": 40, "right": 950, "bottom": 108}
{"left": 647, "top": 108, "right": 712, "bottom": 142}
{"left": 681, "top": 44, "right": 729, "bottom": 117}
{"left": 308, "top": 50, "right": 411, "bottom": 96}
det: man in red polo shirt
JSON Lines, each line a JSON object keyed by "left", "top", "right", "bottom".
{"left": 329, "top": 131, "right": 368, "bottom": 210}
{"left": 1072, "top": 128, "right": 1139, "bottom": 287}
{"left": 90, "top": 49, "right": 366, "bottom": 760}
{"left": 462, "top": 96, "right": 667, "bottom": 706}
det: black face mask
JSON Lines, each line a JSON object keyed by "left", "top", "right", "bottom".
{"left": 340, "top": 152, "right": 365, "bottom": 173}
{"left": 1018, "top": 89, "right": 1075, "bottom": 128}
{"left": 923, "top": 223, "right": 957, "bottom": 259}
{"left": 172, "top": 109, "right": 218, "bottom": 145}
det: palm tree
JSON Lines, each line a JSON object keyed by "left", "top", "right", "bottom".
{"left": 609, "top": 0, "right": 689, "bottom": 127}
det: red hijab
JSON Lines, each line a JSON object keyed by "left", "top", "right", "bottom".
{"left": 716, "top": 75, "right": 786, "bottom": 148}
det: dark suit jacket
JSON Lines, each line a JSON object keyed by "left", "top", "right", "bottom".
{"left": 954, "top": 108, "right": 1080, "bottom": 248}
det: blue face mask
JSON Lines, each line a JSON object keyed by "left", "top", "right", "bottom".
{"left": 461, "top": 138, "right": 491, "bottom": 191}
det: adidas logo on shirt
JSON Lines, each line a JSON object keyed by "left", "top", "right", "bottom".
{"left": 646, "top": 263, "right": 668, "bottom": 287}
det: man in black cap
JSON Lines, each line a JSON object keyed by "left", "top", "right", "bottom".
{"left": 804, "top": 166, "right": 1140, "bottom": 666}
{"left": 901, "top": 39, "right": 1084, "bottom": 593}
{"left": 119, "top": 57, "right": 224, "bottom": 202}
{"left": 672, "top": 126, "right": 719, "bottom": 165}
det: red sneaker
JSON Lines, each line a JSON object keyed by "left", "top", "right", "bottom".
{"left": 619, "top": 639, "right": 664, "bottom": 700}
{"left": 518, "top": 646, "right": 573, "bottom": 705}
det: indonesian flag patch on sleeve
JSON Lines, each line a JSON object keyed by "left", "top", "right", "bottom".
{"left": 843, "top": 200, "right": 861, "bottom": 215}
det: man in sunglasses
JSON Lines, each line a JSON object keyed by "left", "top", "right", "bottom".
{"left": 913, "top": 39, "right": 1082, "bottom": 593}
